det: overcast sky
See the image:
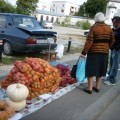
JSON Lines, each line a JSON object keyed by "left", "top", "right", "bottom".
{"left": 7, "top": 0, "right": 87, "bottom": 6}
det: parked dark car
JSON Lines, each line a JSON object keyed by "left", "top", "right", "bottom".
{"left": 0, "top": 13, "right": 57, "bottom": 55}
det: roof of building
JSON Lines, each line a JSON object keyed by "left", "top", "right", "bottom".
{"left": 52, "top": 1, "right": 79, "bottom": 5}
{"left": 107, "top": 0, "right": 120, "bottom": 2}
{"left": 108, "top": 3, "right": 117, "bottom": 8}
{"left": 36, "top": 9, "right": 65, "bottom": 17}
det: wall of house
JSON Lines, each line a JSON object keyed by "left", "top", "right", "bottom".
{"left": 65, "top": 3, "right": 79, "bottom": 16}
{"left": 51, "top": 1, "right": 67, "bottom": 15}
{"left": 51, "top": 1, "right": 79, "bottom": 16}
{"left": 37, "top": 2, "right": 51, "bottom": 11}
{"left": 34, "top": 11, "right": 94, "bottom": 26}
{"left": 70, "top": 17, "right": 94, "bottom": 25}
{"left": 34, "top": 13, "right": 62, "bottom": 24}
{"left": 106, "top": 1, "right": 120, "bottom": 25}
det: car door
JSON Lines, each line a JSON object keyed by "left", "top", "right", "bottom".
{"left": 0, "top": 15, "right": 6, "bottom": 40}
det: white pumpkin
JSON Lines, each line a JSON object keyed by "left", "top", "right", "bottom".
{"left": 6, "top": 98, "right": 26, "bottom": 111}
{"left": 6, "top": 83, "right": 29, "bottom": 102}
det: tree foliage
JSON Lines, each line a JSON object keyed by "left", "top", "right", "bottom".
{"left": 76, "top": 0, "right": 107, "bottom": 18}
{"left": 16, "top": 0, "right": 38, "bottom": 15}
{"left": 75, "top": 2, "right": 86, "bottom": 16}
{"left": 0, "top": 0, "right": 15, "bottom": 13}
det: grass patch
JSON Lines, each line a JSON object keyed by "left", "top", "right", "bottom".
{"left": 2, "top": 52, "right": 45, "bottom": 65}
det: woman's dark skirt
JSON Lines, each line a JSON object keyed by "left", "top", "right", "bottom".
{"left": 85, "top": 53, "right": 108, "bottom": 77}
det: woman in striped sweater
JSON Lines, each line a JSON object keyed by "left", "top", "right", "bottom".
{"left": 81, "top": 12, "right": 115, "bottom": 94}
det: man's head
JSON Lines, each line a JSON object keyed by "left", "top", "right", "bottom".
{"left": 112, "top": 16, "right": 120, "bottom": 28}
{"left": 112, "top": 16, "right": 119, "bottom": 22}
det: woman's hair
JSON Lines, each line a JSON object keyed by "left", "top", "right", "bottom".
{"left": 94, "top": 12, "right": 105, "bottom": 22}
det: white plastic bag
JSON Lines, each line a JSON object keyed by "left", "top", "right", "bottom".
{"left": 55, "top": 44, "right": 64, "bottom": 59}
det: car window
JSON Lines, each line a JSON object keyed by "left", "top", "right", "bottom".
{"left": 12, "top": 16, "right": 41, "bottom": 29}
{"left": 0, "top": 15, "right": 6, "bottom": 27}
{"left": 22, "top": 18, "right": 34, "bottom": 27}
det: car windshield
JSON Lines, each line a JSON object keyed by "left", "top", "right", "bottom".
{"left": 12, "top": 16, "right": 41, "bottom": 29}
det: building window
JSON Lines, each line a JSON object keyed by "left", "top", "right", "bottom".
{"left": 51, "top": 17, "right": 54, "bottom": 23}
{"left": 53, "top": 4, "right": 55, "bottom": 7}
{"left": 62, "top": 4, "right": 64, "bottom": 7}
{"left": 0, "top": 15, "right": 6, "bottom": 27}
{"left": 61, "top": 10, "right": 64, "bottom": 13}
{"left": 40, "top": 15, "right": 43, "bottom": 22}
{"left": 46, "top": 16, "right": 49, "bottom": 21}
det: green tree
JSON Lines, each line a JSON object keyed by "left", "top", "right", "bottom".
{"left": 85, "top": 0, "right": 107, "bottom": 18}
{"left": 75, "top": 2, "right": 86, "bottom": 16}
{"left": 0, "top": 0, "right": 15, "bottom": 13}
{"left": 76, "top": 0, "right": 107, "bottom": 18}
{"left": 16, "top": 0, "right": 38, "bottom": 15}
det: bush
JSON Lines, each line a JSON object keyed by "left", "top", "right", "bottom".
{"left": 60, "top": 16, "right": 71, "bottom": 27}
{"left": 75, "top": 21, "right": 82, "bottom": 27}
{"left": 81, "top": 20, "right": 91, "bottom": 30}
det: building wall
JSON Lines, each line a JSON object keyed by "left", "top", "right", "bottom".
{"left": 70, "top": 17, "right": 94, "bottom": 25}
{"left": 106, "top": 1, "right": 120, "bottom": 25}
{"left": 34, "top": 12, "right": 63, "bottom": 24}
{"left": 37, "top": 2, "right": 51, "bottom": 11}
{"left": 51, "top": 1, "right": 79, "bottom": 15}
{"left": 34, "top": 12, "right": 94, "bottom": 28}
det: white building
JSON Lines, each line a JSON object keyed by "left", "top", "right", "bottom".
{"left": 106, "top": 0, "right": 120, "bottom": 25}
{"left": 51, "top": 1, "right": 79, "bottom": 16}
{"left": 37, "top": 2, "right": 51, "bottom": 11}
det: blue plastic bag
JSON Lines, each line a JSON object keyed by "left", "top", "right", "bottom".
{"left": 76, "top": 58, "right": 86, "bottom": 82}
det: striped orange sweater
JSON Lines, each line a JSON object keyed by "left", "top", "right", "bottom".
{"left": 82, "top": 22, "right": 115, "bottom": 55}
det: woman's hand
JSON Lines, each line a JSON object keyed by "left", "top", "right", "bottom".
{"left": 80, "top": 53, "right": 86, "bottom": 58}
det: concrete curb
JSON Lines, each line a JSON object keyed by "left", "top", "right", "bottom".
{"left": 73, "top": 80, "right": 120, "bottom": 120}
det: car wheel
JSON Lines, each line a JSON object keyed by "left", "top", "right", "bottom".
{"left": 3, "top": 41, "right": 13, "bottom": 55}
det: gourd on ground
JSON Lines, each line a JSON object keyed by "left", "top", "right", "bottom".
{"left": 0, "top": 100, "right": 15, "bottom": 119}
{"left": 6, "top": 98, "right": 26, "bottom": 111}
{"left": 6, "top": 83, "right": 29, "bottom": 102}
